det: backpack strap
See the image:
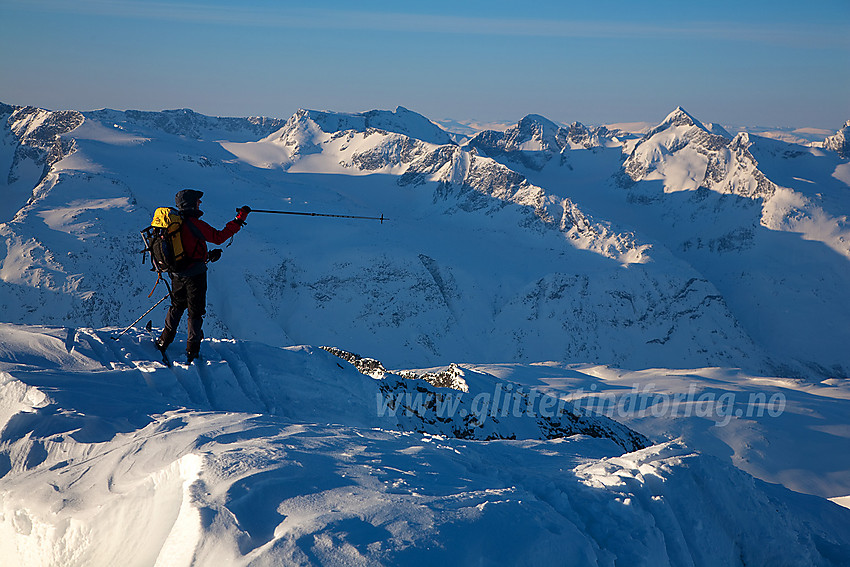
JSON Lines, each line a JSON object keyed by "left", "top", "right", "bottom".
{"left": 184, "top": 217, "right": 204, "bottom": 239}
{"left": 182, "top": 217, "right": 207, "bottom": 262}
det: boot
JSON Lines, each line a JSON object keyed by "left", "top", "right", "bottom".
{"left": 186, "top": 341, "right": 201, "bottom": 364}
{"left": 156, "top": 327, "right": 175, "bottom": 353}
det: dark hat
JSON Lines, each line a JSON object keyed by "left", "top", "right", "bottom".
{"left": 175, "top": 189, "right": 204, "bottom": 211}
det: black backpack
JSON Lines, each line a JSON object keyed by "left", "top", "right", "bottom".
{"left": 141, "top": 207, "right": 200, "bottom": 274}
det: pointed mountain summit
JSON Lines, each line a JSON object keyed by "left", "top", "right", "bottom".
{"left": 505, "top": 114, "right": 564, "bottom": 156}
{"left": 623, "top": 106, "right": 773, "bottom": 197}
{"left": 469, "top": 114, "right": 567, "bottom": 171}
{"left": 514, "top": 113, "right": 561, "bottom": 139}
{"left": 641, "top": 106, "right": 732, "bottom": 140}
{"left": 661, "top": 106, "right": 705, "bottom": 129}
{"left": 471, "top": 113, "right": 561, "bottom": 152}
{"left": 663, "top": 106, "right": 731, "bottom": 138}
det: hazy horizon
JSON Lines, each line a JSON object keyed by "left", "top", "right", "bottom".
{"left": 1, "top": 0, "right": 848, "bottom": 129}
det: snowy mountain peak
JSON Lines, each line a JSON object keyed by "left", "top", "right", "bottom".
{"left": 661, "top": 106, "right": 705, "bottom": 129}
{"left": 512, "top": 114, "right": 564, "bottom": 150}
{"left": 564, "top": 121, "right": 616, "bottom": 148}
{"left": 2, "top": 103, "right": 83, "bottom": 189}
{"left": 465, "top": 114, "right": 621, "bottom": 175}
{"left": 282, "top": 106, "right": 453, "bottom": 146}
{"left": 465, "top": 113, "right": 567, "bottom": 171}
{"left": 644, "top": 107, "right": 730, "bottom": 141}
{"left": 516, "top": 113, "right": 560, "bottom": 132}
{"left": 621, "top": 106, "right": 779, "bottom": 198}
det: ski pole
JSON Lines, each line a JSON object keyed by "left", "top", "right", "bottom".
{"left": 111, "top": 292, "right": 170, "bottom": 340}
{"left": 243, "top": 208, "right": 386, "bottom": 223}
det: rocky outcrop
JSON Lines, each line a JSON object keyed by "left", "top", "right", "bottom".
{"left": 821, "top": 120, "right": 850, "bottom": 158}
{"left": 3, "top": 105, "right": 83, "bottom": 185}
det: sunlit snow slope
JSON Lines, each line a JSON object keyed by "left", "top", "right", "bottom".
{"left": 0, "top": 326, "right": 848, "bottom": 566}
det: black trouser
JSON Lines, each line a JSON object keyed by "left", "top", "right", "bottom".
{"left": 161, "top": 270, "right": 207, "bottom": 353}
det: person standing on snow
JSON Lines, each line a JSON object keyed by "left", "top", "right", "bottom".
{"left": 155, "top": 189, "right": 251, "bottom": 363}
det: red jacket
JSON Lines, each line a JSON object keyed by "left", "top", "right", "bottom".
{"left": 181, "top": 216, "right": 242, "bottom": 262}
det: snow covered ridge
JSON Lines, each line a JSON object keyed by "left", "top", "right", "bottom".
{"left": 320, "top": 346, "right": 650, "bottom": 452}
{"left": 84, "top": 107, "right": 287, "bottom": 142}
{"left": 287, "top": 106, "right": 455, "bottom": 146}
{"left": 0, "top": 326, "right": 646, "bottom": 452}
{"left": 261, "top": 108, "right": 651, "bottom": 262}
{"left": 467, "top": 113, "right": 619, "bottom": 171}
{"left": 1, "top": 325, "right": 849, "bottom": 566}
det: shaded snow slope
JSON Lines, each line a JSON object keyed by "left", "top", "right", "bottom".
{"left": 0, "top": 325, "right": 648, "bottom": 451}
{"left": 1, "top": 325, "right": 849, "bottom": 566}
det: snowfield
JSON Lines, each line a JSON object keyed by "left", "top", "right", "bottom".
{"left": 1, "top": 101, "right": 850, "bottom": 565}
{"left": 0, "top": 326, "right": 848, "bottom": 566}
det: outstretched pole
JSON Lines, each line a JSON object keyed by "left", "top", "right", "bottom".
{"left": 246, "top": 209, "right": 386, "bottom": 223}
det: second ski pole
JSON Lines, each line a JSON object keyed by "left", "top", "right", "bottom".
{"left": 111, "top": 292, "right": 170, "bottom": 340}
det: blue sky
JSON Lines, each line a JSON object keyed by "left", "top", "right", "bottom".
{"left": 1, "top": 0, "right": 848, "bottom": 128}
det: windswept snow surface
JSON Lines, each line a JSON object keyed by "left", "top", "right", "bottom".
{"left": 2, "top": 102, "right": 850, "bottom": 565}
{"left": 466, "top": 361, "right": 850, "bottom": 500}
{"left": 0, "top": 326, "right": 848, "bottom": 566}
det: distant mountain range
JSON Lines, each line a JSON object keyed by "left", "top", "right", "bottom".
{"left": 1, "top": 101, "right": 849, "bottom": 379}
